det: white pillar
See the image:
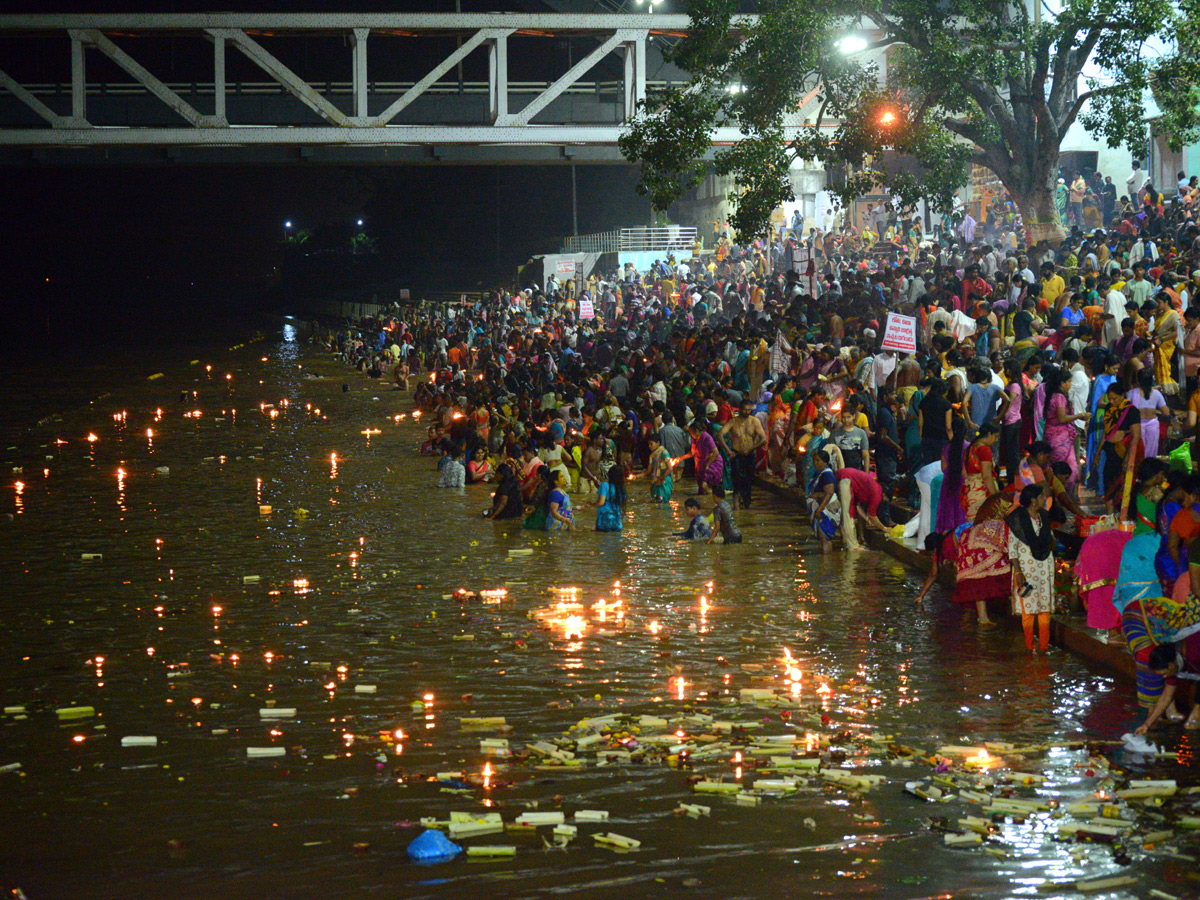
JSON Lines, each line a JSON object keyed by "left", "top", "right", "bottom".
{"left": 488, "top": 34, "right": 507, "bottom": 123}
{"left": 352, "top": 28, "right": 369, "bottom": 121}
{"left": 623, "top": 36, "right": 645, "bottom": 120}
{"left": 213, "top": 34, "right": 226, "bottom": 121}
{"left": 71, "top": 35, "right": 86, "bottom": 121}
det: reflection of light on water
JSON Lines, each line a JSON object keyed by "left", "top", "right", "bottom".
{"left": 330, "top": 453, "right": 338, "bottom": 479}
{"left": 649, "top": 620, "right": 661, "bottom": 635}
{"left": 13, "top": 481, "right": 23, "bottom": 515}
{"left": 562, "top": 615, "right": 586, "bottom": 640}
{"left": 673, "top": 676, "right": 686, "bottom": 700}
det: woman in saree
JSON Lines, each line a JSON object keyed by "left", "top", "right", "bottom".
{"left": 646, "top": 433, "right": 674, "bottom": 503}
{"left": 1151, "top": 291, "right": 1180, "bottom": 394}
{"left": 915, "top": 491, "right": 1011, "bottom": 626}
{"left": 1084, "top": 353, "right": 1119, "bottom": 491}
{"left": 960, "top": 423, "right": 1001, "bottom": 520}
{"left": 518, "top": 442, "right": 545, "bottom": 502}
{"left": 903, "top": 377, "right": 928, "bottom": 472}
{"left": 1155, "top": 474, "right": 1200, "bottom": 594}
{"left": 1099, "top": 381, "right": 1143, "bottom": 512}
{"left": 1120, "top": 591, "right": 1200, "bottom": 714}
{"left": 1042, "top": 365, "right": 1090, "bottom": 486}
{"left": 546, "top": 469, "right": 576, "bottom": 531}
{"left": 935, "top": 415, "right": 969, "bottom": 534}
{"left": 766, "top": 387, "right": 793, "bottom": 475}
{"left": 685, "top": 417, "right": 724, "bottom": 495}
{"left": 1076, "top": 527, "right": 1132, "bottom": 640}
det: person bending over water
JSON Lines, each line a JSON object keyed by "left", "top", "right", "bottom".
{"left": 707, "top": 485, "right": 743, "bottom": 544}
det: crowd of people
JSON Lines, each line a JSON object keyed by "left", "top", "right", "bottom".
{"left": 322, "top": 162, "right": 1200, "bottom": 732}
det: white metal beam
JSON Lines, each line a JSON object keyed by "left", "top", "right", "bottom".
{"left": 371, "top": 28, "right": 511, "bottom": 126}
{"left": 623, "top": 36, "right": 645, "bottom": 121}
{"left": 351, "top": 28, "right": 369, "bottom": 123}
{"left": 500, "top": 29, "right": 633, "bottom": 127}
{"left": 70, "top": 34, "right": 86, "bottom": 121}
{"left": 0, "top": 125, "right": 793, "bottom": 146}
{"left": 72, "top": 29, "right": 221, "bottom": 127}
{"left": 213, "top": 34, "right": 226, "bottom": 120}
{"left": 0, "top": 67, "right": 73, "bottom": 127}
{"left": 488, "top": 34, "right": 507, "bottom": 124}
{"left": 0, "top": 13, "right": 708, "bottom": 32}
{"left": 206, "top": 27, "right": 352, "bottom": 127}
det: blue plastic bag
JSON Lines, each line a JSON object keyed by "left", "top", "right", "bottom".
{"left": 406, "top": 829, "right": 462, "bottom": 863}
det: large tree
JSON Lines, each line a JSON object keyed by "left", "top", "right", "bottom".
{"left": 619, "top": 0, "right": 1200, "bottom": 246}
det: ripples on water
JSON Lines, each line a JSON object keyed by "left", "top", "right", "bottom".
{"left": 0, "top": 325, "right": 1179, "bottom": 899}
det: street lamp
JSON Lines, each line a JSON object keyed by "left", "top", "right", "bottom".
{"left": 837, "top": 35, "right": 868, "bottom": 54}
{"left": 356, "top": 219, "right": 364, "bottom": 226}
{"left": 284, "top": 220, "right": 293, "bottom": 229}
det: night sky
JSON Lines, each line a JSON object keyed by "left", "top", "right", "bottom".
{"left": 0, "top": 0, "right": 657, "bottom": 343}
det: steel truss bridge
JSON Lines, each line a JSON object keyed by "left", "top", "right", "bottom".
{"left": 0, "top": 12, "right": 789, "bottom": 166}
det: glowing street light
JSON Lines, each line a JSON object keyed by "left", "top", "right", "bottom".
{"left": 284, "top": 220, "right": 293, "bottom": 229}
{"left": 838, "top": 34, "right": 868, "bottom": 54}
{"left": 879, "top": 109, "right": 898, "bottom": 126}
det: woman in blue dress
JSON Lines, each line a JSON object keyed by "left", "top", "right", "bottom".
{"left": 595, "top": 464, "right": 627, "bottom": 532}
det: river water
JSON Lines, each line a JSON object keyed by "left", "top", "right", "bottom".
{"left": 0, "top": 323, "right": 1189, "bottom": 899}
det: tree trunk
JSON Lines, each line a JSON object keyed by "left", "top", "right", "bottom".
{"left": 1010, "top": 181, "right": 1065, "bottom": 248}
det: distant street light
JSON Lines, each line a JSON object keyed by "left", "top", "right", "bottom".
{"left": 838, "top": 35, "right": 868, "bottom": 54}
{"left": 284, "top": 220, "right": 293, "bottom": 229}
{"left": 357, "top": 219, "right": 364, "bottom": 226}
{"left": 879, "top": 110, "right": 897, "bottom": 126}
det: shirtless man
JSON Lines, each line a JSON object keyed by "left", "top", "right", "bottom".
{"left": 717, "top": 399, "right": 768, "bottom": 509}
{"left": 580, "top": 435, "right": 603, "bottom": 495}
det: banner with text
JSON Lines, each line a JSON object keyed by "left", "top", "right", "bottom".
{"left": 880, "top": 312, "right": 917, "bottom": 354}
{"left": 578, "top": 298, "right": 595, "bottom": 320}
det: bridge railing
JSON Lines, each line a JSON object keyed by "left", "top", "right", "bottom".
{"left": 561, "top": 227, "right": 697, "bottom": 254}
{"left": 0, "top": 14, "right": 709, "bottom": 145}
{"left": 560, "top": 231, "right": 621, "bottom": 254}
{"left": 11, "top": 79, "right": 689, "bottom": 98}
{"left": 618, "top": 227, "right": 697, "bottom": 252}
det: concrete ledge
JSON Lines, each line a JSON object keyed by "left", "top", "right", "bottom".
{"left": 755, "top": 473, "right": 1134, "bottom": 681}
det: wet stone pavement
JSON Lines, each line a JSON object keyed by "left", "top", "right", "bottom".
{"left": 0, "top": 324, "right": 1196, "bottom": 900}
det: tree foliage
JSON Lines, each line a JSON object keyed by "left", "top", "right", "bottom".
{"left": 620, "top": 0, "right": 1199, "bottom": 244}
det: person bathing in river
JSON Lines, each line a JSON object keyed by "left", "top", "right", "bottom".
{"left": 483, "top": 463, "right": 523, "bottom": 520}
{"left": 677, "top": 497, "right": 712, "bottom": 540}
{"left": 647, "top": 433, "right": 674, "bottom": 503}
{"left": 707, "top": 485, "right": 743, "bottom": 544}
{"left": 595, "top": 464, "right": 627, "bottom": 532}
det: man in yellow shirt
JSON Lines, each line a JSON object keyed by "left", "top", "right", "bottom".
{"left": 1040, "top": 262, "right": 1066, "bottom": 306}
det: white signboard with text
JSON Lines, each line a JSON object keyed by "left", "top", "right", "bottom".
{"left": 578, "top": 298, "right": 595, "bottom": 320}
{"left": 880, "top": 313, "right": 918, "bottom": 354}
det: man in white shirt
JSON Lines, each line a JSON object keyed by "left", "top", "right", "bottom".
{"left": 1102, "top": 280, "right": 1127, "bottom": 347}
{"left": 1126, "top": 162, "right": 1148, "bottom": 200}
{"left": 1061, "top": 347, "right": 1090, "bottom": 433}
